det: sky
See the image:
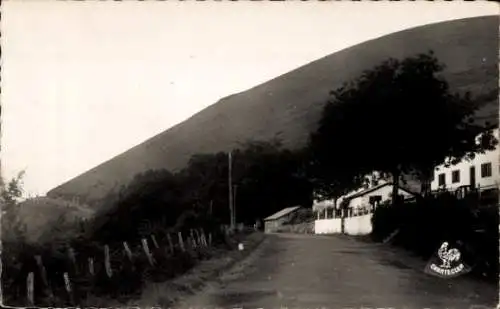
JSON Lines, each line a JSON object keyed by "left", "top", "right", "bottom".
{"left": 2, "top": 1, "right": 498, "bottom": 197}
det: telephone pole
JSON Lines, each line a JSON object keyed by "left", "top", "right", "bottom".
{"left": 228, "top": 151, "right": 235, "bottom": 230}
{"left": 233, "top": 184, "right": 238, "bottom": 229}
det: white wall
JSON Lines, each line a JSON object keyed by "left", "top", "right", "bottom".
{"left": 344, "top": 214, "right": 373, "bottom": 235}
{"left": 430, "top": 129, "right": 499, "bottom": 191}
{"left": 314, "top": 214, "right": 373, "bottom": 235}
{"left": 314, "top": 218, "right": 342, "bottom": 234}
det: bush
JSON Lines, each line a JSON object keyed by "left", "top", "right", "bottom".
{"left": 371, "top": 192, "right": 498, "bottom": 280}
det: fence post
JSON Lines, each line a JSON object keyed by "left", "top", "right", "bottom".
{"left": 199, "top": 229, "right": 205, "bottom": 247}
{"left": 190, "top": 229, "right": 197, "bottom": 248}
{"left": 200, "top": 229, "right": 207, "bottom": 247}
{"left": 201, "top": 229, "right": 208, "bottom": 247}
{"left": 88, "top": 257, "right": 95, "bottom": 276}
{"left": 67, "top": 246, "right": 77, "bottom": 274}
{"left": 167, "top": 233, "right": 174, "bottom": 254}
{"left": 141, "top": 238, "right": 155, "bottom": 266}
{"left": 123, "top": 242, "right": 133, "bottom": 262}
{"left": 63, "top": 272, "right": 74, "bottom": 305}
{"left": 34, "top": 255, "right": 54, "bottom": 301}
{"left": 104, "top": 245, "right": 113, "bottom": 278}
{"left": 151, "top": 234, "right": 160, "bottom": 249}
{"left": 195, "top": 229, "right": 202, "bottom": 247}
{"left": 178, "top": 232, "right": 185, "bottom": 252}
{"left": 27, "top": 272, "right": 34, "bottom": 307}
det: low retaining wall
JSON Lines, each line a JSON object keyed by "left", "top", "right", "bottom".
{"left": 314, "top": 214, "right": 373, "bottom": 235}
{"left": 345, "top": 214, "right": 373, "bottom": 235}
{"left": 315, "top": 218, "right": 341, "bottom": 234}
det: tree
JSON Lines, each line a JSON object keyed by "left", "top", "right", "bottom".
{"left": 309, "top": 51, "right": 497, "bottom": 205}
{"left": 1, "top": 171, "right": 27, "bottom": 243}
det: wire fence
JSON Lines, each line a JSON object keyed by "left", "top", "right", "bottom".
{"left": 2, "top": 223, "right": 239, "bottom": 307}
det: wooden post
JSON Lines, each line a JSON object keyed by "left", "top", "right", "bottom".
{"left": 178, "top": 232, "right": 185, "bottom": 252}
{"left": 208, "top": 233, "right": 212, "bottom": 247}
{"left": 123, "top": 242, "right": 133, "bottom": 262}
{"left": 68, "top": 247, "right": 77, "bottom": 274}
{"left": 190, "top": 229, "right": 197, "bottom": 248}
{"left": 199, "top": 230, "right": 205, "bottom": 246}
{"left": 141, "top": 238, "right": 155, "bottom": 266}
{"left": 88, "top": 257, "right": 94, "bottom": 276}
{"left": 63, "top": 272, "right": 74, "bottom": 304}
{"left": 151, "top": 234, "right": 160, "bottom": 249}
{"left": 201, "top": 229, "right": 208, "bottom": 247}
{"left": 26, "top": 272, "right": 34, "bottom": 306}
{"left": 195, "top": 229, "right": 202, "bottom": 247}
{"left": 104, "top": 245, "right": 112, "bottom": 278}
{"left": 34, "top": 255, "right": 54, "bottom": 300}
{"left": 167, "top": 233, "right": 174, "bottom": 254}
{"left": 200, "top": 229, "right": 207, "bottom": 246}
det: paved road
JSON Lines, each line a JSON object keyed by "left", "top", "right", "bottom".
{"left": 178, "top": 233, "right": 498, "bottom": 309}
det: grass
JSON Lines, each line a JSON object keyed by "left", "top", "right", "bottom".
{"left": 80, "top": 231, "right": 265, "bottom": 308}
{"left": 15, "top": 196, "right": 94, "bottom": 243}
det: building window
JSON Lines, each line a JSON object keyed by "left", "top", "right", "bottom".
{"left": 438, "top": 173, "right": 445, "bottom": 186}
{"left": 481, "top": 163, "right": 492, "bottom": 178}
{"left": 452, "top": 170, "right": 460, "bottom": 183}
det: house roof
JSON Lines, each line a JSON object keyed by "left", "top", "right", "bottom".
{"left": 264, "top": 206, "right": 301, "bottom": 221}
{"left": 347, "top": 182, "right": 416, "bottom": 200}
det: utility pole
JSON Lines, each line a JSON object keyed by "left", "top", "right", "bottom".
{"left": 233, "top": 185, "right": 238, "bottom": 228}
{"left": 228, "top": 151, "right": 234, "bottom": 231}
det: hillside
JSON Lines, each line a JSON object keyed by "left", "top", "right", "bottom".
{"left": 47, "top": 16, "right": 499, "bottom": 205}
{"left": 7, "top": 197, "right": 94, "bottom": 243}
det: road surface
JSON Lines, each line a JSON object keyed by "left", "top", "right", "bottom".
{"left": 178, "top": 233, "right": 498, "bottom": 309}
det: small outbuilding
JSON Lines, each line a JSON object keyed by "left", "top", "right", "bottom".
{"left": 263, "top": 206, "right": 302, "bottom": 233}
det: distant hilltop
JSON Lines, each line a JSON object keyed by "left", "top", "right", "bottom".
{"left": 47, "top": 16, "right": 499, "bottom": 207}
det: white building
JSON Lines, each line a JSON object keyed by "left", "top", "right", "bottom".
{"left": 314, "top": 181, "right": 416, "bottom": 235}
{"left": 345, "top": 182, "right": 415, "bottom": 211}
{"left": 430, "top": 128, "right": 499, "bottom": 192}
{"left": 313, "top": 171, "right": 416, "bottom": 214}
{"left": 312, "top": 172, "right": 382, "bottom": 212}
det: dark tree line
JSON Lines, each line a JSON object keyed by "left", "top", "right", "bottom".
{"left": 89, "top": 140, "right": 312, "bottom": 242}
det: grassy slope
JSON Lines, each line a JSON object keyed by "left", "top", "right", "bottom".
{"left": 14, "top": 197, "right": 94, "bottom": 243}
{"left": 47, "top": 16, "right": 499, "bottom": 205}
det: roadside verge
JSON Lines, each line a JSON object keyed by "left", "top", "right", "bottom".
{"left": 122, "top": 231, "right": 266, "bottom": 308}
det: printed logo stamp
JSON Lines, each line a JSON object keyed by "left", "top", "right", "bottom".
{"left": 424, "top": 241, "right": 471, "bottom": 278}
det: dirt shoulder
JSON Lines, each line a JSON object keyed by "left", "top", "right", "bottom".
{"left": 120, "top": 232, "right": 266, "bottom": 308}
